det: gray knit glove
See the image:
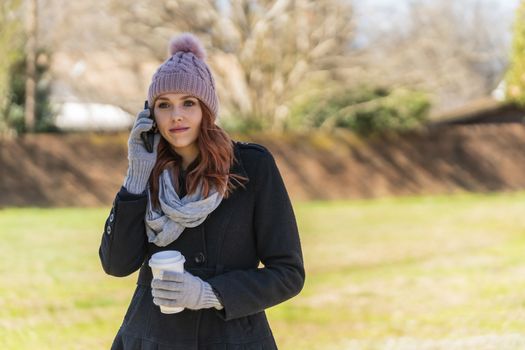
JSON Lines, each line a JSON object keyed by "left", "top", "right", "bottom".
{"left": 151, "top": 271, "right": 223, "bottom": 311}
{"left": 123, "top": 108, "right": 160, "bottom": 194}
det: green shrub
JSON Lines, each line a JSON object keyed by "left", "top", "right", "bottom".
{"left": 506, "top": 0, "right": 525, "bottom": 106}
{"left": 220, "top": 113, "right": 267, "bottom": 134}
{"left": 289, "top": 85, "right": 430, "bottom": 136}
{"left": 0, "top": 3, "right": 23, "bottom": 135}
{"left": 5, "top": 49, "right": 57, "bottom": 134}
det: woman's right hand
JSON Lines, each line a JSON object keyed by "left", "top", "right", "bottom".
{"left": 123, "top": 108, "right": 161, "bottom": 194}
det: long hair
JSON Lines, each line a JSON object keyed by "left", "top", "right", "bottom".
{"left": 149, "top": 100, "right": 248, "bottom": 210}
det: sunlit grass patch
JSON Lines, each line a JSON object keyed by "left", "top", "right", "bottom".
{"left": 2, "top": 191, "right": 525, "bottom": 349}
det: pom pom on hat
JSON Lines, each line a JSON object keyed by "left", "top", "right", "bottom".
{"left": 168, "top": 32, "right": 207, "bottom": 60}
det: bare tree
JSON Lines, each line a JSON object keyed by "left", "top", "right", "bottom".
{"left": 38, "top": 0, "right": 357, "bottom": 130}
{"left": 111, "top": 0, "right": 358, "bottom": 129}
{"left": 355, "top": 0, "right": 510, "bottom": 114}
{"left": 24, "top": 0, "right": 37, "bottom": 132}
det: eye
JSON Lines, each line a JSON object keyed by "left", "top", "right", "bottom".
{"left": 158, "top": 102, "right": 170, "bottom": 109}
{"left": 184, "top": 100, "right": 196, "bottom": 107}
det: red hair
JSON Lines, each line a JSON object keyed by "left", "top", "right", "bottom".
{"left": 149, "top": 100, "right": 248, "bottom": 210}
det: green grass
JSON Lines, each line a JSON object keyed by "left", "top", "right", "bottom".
{"left": 2, "top": 191, "right": 525, "bottom": 349}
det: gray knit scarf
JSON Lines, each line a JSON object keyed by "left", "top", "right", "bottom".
{"left": 145, "top": 169, "right": 224, "bottom": 247}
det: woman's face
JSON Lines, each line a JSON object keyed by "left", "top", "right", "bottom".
{"left": 154, "top": 92, "right": 203, "bottom": 154}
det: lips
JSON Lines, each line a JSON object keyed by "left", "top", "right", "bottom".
{"left": 170, "top": 127, "right": 189, "bottom": 133}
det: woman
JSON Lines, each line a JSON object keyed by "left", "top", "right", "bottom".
{"left": 98, "top": 32, "right": 305, "bottom": 349}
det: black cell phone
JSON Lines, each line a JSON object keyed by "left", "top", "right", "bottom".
{"left": 140, "top": 100, "right": 156, "bottom": 153}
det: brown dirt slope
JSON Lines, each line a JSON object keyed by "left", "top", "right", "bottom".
{"left": 1, "top": 124, "right": 525, "bottom": 207}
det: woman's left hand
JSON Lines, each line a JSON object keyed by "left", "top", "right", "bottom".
{"left": 151, "top": 271, "right": 222, "bottom": 310}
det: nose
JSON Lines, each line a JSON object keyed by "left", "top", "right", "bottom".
{"left": 171, "top": 106, "right": 183, "bottom": 121}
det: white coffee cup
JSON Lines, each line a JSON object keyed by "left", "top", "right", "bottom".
{"left": 148, "top": 250, "right": 186, "bottom": 314}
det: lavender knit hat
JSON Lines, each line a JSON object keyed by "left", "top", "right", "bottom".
{"left": 147, "top": 33, "right": 219, "bottom": 120}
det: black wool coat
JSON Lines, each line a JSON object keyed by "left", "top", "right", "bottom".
{"left": 99, "top": 141, "right": 305, "bottom": 350}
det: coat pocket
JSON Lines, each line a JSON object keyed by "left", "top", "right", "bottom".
{"left": 244, "top": 312, "right": 273, "bottom": 338}
{"left": 240, "top": 316, "right": 253, "bottom": 333}
{"left": 226, "top": 312, "right": 272, "bottom": 340}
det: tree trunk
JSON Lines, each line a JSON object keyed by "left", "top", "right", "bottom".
{"left": 24, "top": 0, "right": 37, "bottom": 132}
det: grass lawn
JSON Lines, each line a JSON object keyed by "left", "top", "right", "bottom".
{"left": 1, "top": 191, "right": 525, "bottom": 349}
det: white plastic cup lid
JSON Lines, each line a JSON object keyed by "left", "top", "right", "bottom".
{"left": 149, "top": 250, "right": 185, "bottom": 267}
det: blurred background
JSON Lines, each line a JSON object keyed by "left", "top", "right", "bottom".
{"left": 1, "top": 0, "right": 525, "bottom": 349}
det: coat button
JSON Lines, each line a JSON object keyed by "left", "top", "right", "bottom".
{"left": 194, "top": 252, "right": 206, "bottom": 264}
{"left": 109, "top": 213, "right": 114, "bottom": 222}
{"left": 106, "top": 226, "right": 112, "bottom": 235}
